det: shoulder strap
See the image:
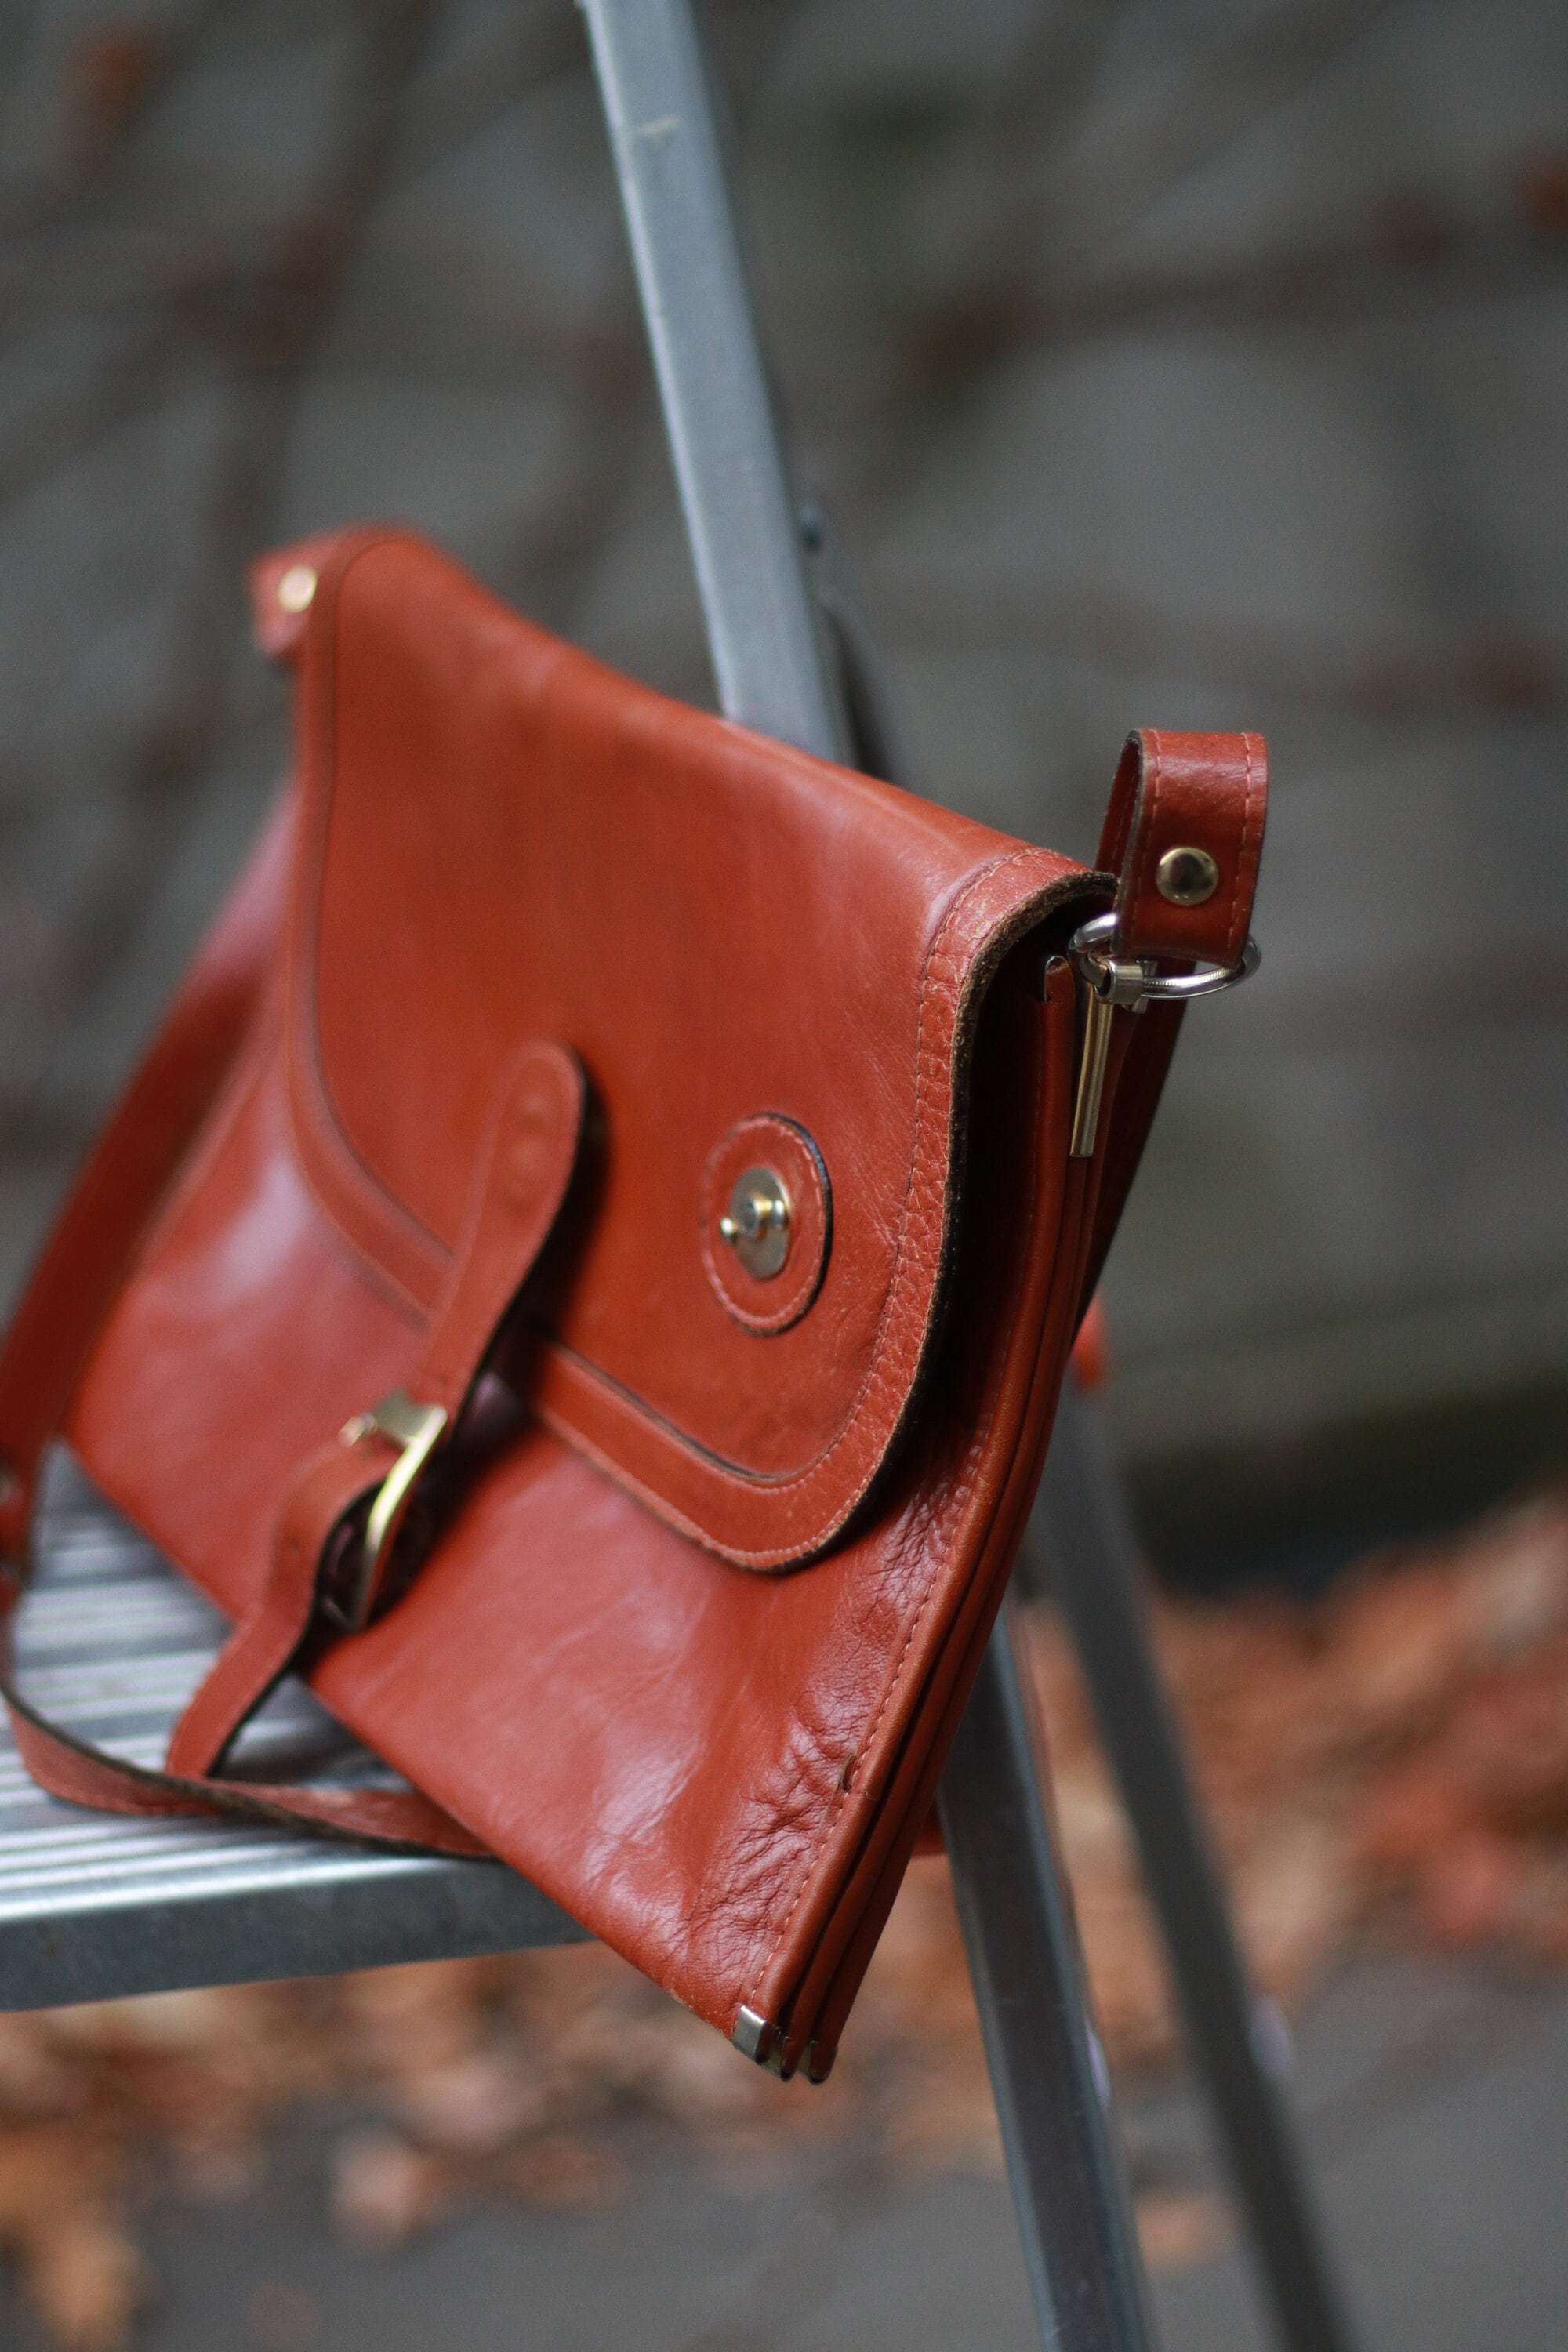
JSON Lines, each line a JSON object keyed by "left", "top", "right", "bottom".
{"left": 0, "top": 796, "right": 494, "bottom": 1856}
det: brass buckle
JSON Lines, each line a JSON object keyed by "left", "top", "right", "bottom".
{"left": 328, "top": 1389, "right": 450, "bottom": 1633}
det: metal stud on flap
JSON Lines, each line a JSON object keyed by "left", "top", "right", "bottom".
{"left": 276, "top": 563, "right": 318, "bottom": 614}
{"left": 718, "top": 1166, "right": 791, "bottom": 1279}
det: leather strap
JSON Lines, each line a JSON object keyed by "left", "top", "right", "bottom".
{"left": 0, "top": 795, "right": 294, "bottom": 1561}
{"left": 0, "top": 813, "right": 583, "bottom": 1856}
{"left": 2, "top": 1654, "right": 491, "bottom": 1853}
{"left": 1097, "top": 728, "right": 1266, "bottom": 969}
{"left": 162, "top": 1445, "right": 374, "bottom": 1782}
{"left": 165, "top": 1040, "right": 586, "bottom": 1779}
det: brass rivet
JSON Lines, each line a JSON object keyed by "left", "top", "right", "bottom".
{"left": 1156, "top": 845, "right": 1220, "bottom": 906}
{"left": 276, "top": 563, "right": 318, "bottom": 614}
{"left": 718, "top": 1166, "right": 791, "bottom": 1279}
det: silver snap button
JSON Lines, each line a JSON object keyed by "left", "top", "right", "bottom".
{"left": 718, "top": 1166, "right": 791, "bottom": 1279}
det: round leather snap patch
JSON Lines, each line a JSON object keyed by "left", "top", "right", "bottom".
{"left": 700, "top": 1115, "right": 831, "bottom": 1334}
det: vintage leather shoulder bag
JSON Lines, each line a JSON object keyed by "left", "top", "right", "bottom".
{"left": 0, "top": 526, "right": 1265, "bottom": 2078}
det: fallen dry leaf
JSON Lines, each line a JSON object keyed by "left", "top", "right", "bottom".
{"left": 328, "top": 2128, "right": 452, "bottom": 2250}
{"left": 23, "top": 2214, "right": 153, "bottom": 2352}
{"left": 246, "top": 2280, "right": 321, "bottom": 2350}
{"left": 1136, "top": 2187, "right": 1238, "bottom": 2276}
{"left": 0, "top": 2123, "right": 143, "bottom": 2351}
{"left": 498, "top": 2135, "right": 624, "bottom": 2211}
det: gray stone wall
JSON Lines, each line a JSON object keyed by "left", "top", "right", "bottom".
{"left": 2, "top": 0, "right": 1565, "bottom": 1530}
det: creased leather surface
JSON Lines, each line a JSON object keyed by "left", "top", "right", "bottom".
{"left": 7, "top": 527, "right": 1270, "bottom": 2072}
{"left": 284, "top": 532, "right": 1091, "bottom": 1566}
{"left": 67, "top": 938, "right": 1094, "bottom": 2065}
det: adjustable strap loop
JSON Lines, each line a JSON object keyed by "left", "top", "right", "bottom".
{"left": 0, "top": 810, "right": 585, "bottom": 1852}
{"left": 163, "top": 1037, "right": 586, "bottom": 1782}
{"left": 1070, "top": 731, "right": 1269, "bottom": 1163}
{"left": 1096, "top": 729, "right": 1267, "bottom": 972}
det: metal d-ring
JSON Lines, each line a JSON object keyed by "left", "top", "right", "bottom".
{"left": 1069, "top": 910, "right": 1261, "bottom": 1004}
{"left": 1065, "top": 911, "right": 1260, "bottom": 1160}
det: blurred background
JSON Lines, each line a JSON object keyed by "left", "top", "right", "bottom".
{"left": 3, "top": 0, "right": 1568, "bottom": 1573}
{"left": 0, "top": 1, "right": 1566, "bottom": 2347}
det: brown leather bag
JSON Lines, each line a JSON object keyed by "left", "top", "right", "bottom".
{"left": 0, "top": 528, "right": 1265, "bottom": 2078}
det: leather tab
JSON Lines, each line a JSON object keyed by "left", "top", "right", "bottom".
{"left": 163, "top": 1040, "right": 585, "bottom": 1781}
{"left": 1096, "top": 730, "right": 1266, "bottom": 968}
{"left": 419, "top": 1040, "right": 586, "bottom": 1417}
{"left": 165, "top": 1441, "right": 391, "bottom": 1777}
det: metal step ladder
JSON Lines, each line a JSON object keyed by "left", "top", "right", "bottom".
{"left": 0, "top": 9, "right": 1356, "bottom": 2349}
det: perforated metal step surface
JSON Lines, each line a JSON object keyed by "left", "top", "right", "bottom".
{"left": 0, "top": 1455, "right": 586, "bottom": 2013}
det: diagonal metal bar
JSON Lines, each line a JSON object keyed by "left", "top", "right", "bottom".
{"left": 579, "top": 0, "right": 844, "bottom": 758}
{"left": 1038, "top": 1381, "right": 1359, "bottom": 2352}
{"left": 940, "top": 1595, "right": 1159, "bottom": 2351}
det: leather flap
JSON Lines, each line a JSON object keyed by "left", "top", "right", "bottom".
{"left": 281, "top": 532, "right": 1093, "bottom": 1566}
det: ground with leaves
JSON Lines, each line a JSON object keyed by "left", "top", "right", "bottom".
{"left": 1, "top": 1493, "right": 1566, "bottom": 2347}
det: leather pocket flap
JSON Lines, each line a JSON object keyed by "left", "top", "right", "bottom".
{"left": 282, "top": 532, "right": 1091, "bottom": 1566}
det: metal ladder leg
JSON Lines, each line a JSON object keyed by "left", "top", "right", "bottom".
{"left": 579, "top": 5, "right": 1153, "bottom": 2344}
{"left": 1038, "top": 1379, "right": 1359, "bottom": 2352}
{"left": 940, "top": 1599, "right": 1158, "bottom": 2352}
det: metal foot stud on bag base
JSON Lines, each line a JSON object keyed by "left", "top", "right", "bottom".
{"left": 731, "top": 2005, "right": 774, "bottom": 2067}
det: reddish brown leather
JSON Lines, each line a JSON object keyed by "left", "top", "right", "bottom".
{"left": 699, "top": 1116, "right": 831, "bottom": 1334}
{"left": 0, "top": 525, "right": 1267, "bottom": 2071}
{"left": 164, "top": 1036, "right": 586, "bottom": 1780}
{"left": 280, "top": 534, "right": 1089, "bottom": 1568}
{"left": 417, "top": 1041, "right": 585, "bottom": 1417}
{"left": 164, "top": 1440, "right": 390, "bottom": 1777}
{"left": 0, "top": 795, "right": 292, "bottom": 1562}
{"left": 1097, "top": 728, "right": 1266, "bottom": 968}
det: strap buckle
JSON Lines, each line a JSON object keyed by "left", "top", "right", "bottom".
{"left": 1066, "top": 913, "right": 1260, "bottom": 1160}
{"left": 1069, "top": 910, "right": 1261, "bottom": 1005}
{"left": 325, "top": 1389, "right": 450, "bottom": 1633}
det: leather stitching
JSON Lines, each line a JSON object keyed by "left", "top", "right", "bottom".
{"left": 1225, "top": 732, "right": 1250, "bottom": 956}
{"left": 697, "top": 1116, "right": 829, "bottom": 1334}
{"left": 292, "top": 742, "right": 1078, "bottom": 1563}
{"left": 535, "top": 851, "right": 1078, "bottom": 1566}
{"left": 277, "top": 539, "right": 1085, "bottom": 1569}
{"left": 287, "top": 537, "right": 452, "bottom": 1308}
{"left": 1133, "top": 728, "right": 1165, "bottom": 921}
{"left": 1229, "top": 731, "right": 1265, "bottom": 967}
{"left": 742, "top": 985, "right": 1048, "bottom": 2024}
